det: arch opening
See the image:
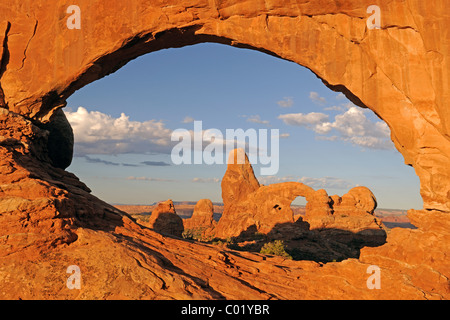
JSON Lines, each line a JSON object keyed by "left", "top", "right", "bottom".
{"left": 63, "top": 43, "right": 421, "bottom": 262}
{"left": 65, "top": 43, "right": 422, "bottom": 211}
{"left": 23, "top": 19, "right": 435, "bottom": 212}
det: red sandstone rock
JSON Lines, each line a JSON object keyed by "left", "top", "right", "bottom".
{"left": 183, "top": 199, "right": 217, "bottom": 238}
{"left": 305, "top": 189, "right": 333, "bottom": 218}
{"left": 221, "top": 149, "right": 260, "bottom": 211}
{"left": 1, "top": 0, "right": 449, "bottom": 211}
{"left": 334, "top": 187, "right": 378, "bottom": 216}
{"left": 0, "top": 133, "right": 447, "bottom": 299}
{"left": 304, "top": 186, "right": 385, "bottom": 233}
{"left": 145, "top": 200, "right": 184, "bottom": 238}
{"left": 216, "top": 150, "right": 384, "bottom": 239}
{"left": 216, "top": 149, "right": 318, "bottom": 238}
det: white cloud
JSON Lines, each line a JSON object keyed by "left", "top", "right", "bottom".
{"left": 324, "top": 105, "right": 344, "bottom": 112}
{"left": 278, "top": 105, "right": 394, "bottom": 150}
{"left": 309, "top": 92, "right": 327, "bottom": 105}
{"left": 324, "top": 102, "right": 354, "bottom": 112}
{"left": 277, "top": 97, "right": 294, "bottom": 108}
{"left": 298, "top": 176, "right": 354, "bottom": 189}
{"left": 258, "top": 175, "right": 294, "bottom": 185}
{"left": 278, "top": 112, "right": 329, "bottom": 127}
{"left": 65, "top": 107, "right": 173, "bottom": 156}
{"left": 182, "top": 116, "right": 195, "bottom": 123}
{"left": 245, "top": 115, "right": 270, "bottom": 126}
{"left": 192, "top": 177, "right": 221, "bottom": 183}
{"left": 336, "top": 93, "right": 346, "bottom": 100}
{"left": 333, "top": 107, "right": 388, "bottom": 138}
{"left": 313, "top": 122, "right": 333, "bottom": 135}
{"left": 126, "top": 176, "right": 176, "bottom": 182}
{"left": 315, "top": 135, "right": 339, "bottom": 142}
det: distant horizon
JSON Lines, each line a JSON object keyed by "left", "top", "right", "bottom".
{"left": 111, "top": 200, "right": 409, "bottom": 212}
{"left": 67, "top": 43, "right": 423, "bottom": 211}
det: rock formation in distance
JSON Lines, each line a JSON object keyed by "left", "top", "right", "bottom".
{"left": 183, "top": 199, "right": 217, "bottom": 238}
{"left": 216, "top": 149, "right": 385, "bottom": 240}
{"left": 145, "top": 199, "right": 184, "bottom": 238}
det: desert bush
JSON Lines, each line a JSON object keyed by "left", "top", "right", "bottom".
{"left": 212, "top": 237, "right": 241, "bottom": 250}
{"left": 183, "top": 228, "right": 216, "bottom": 242}
{"left": 182, "top": 228, "right": 204, "bottom": 240}
{"left": 260, "top": 240, "right": 293, "bottom": 259}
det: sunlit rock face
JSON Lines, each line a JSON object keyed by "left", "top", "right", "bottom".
{"left": 183, "top": 199, "right": 217, "bottom": 238}
{"left": 216, "top": 149, "right": 386, "bottom": 242}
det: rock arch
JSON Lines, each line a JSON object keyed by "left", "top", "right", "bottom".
{"left": 216, "top": 149, "right": 385, "bottom": 239}
{"left": 1, "top": 0, "right": 449, "bottom": 212}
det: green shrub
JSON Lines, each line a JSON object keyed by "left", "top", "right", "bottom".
{"left": 212, "top": 239, "right": 224, "bottom": 246}
{"left": 211, "top": 237, "right": 240, "bottom": 250}
{"left": 260, "top": 240, "right": 292, "bottom": 259}
{"left": 182, "top": 228, "right": 204, "bottom": 240}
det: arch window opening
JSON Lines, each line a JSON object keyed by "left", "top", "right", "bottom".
{"left": 65, "top": 43, "right": 421, "bottom": 261}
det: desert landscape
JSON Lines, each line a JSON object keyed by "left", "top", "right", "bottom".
{"left": 117, "top": 203, "right": 413, "bottom": 229}
{"left": 116, "top": 149, "right": 402, "bottom": 263}
{"left": 0, "top": 0, "right": 449, "bottom": 303}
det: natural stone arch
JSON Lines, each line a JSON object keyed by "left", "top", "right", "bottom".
{"left": 1, "top": 0, "right": 449, "bottom": 213}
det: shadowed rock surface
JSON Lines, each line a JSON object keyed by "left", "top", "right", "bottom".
{"left": 144, "top": 199, "right": 184, "bottom": 238}
{"left": 183, "top": 199, "right": 217, "bottom": 238}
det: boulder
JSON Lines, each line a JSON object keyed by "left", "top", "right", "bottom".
{"left": 333, "top": 187, "right": 378, "bottom": 217}
{"left": 183, "top": 199, "right": 217, "bottom": 238}
{"left": 145, "top": 200, "right": 184, "bottom": 238}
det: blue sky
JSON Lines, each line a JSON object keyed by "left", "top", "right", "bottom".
{"left": 65, "top": 43, "right": 422, "bottom": 210}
